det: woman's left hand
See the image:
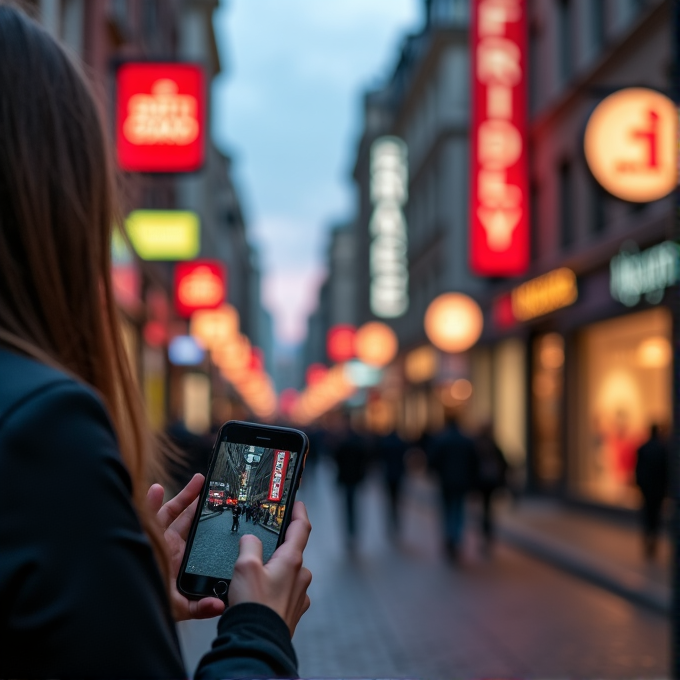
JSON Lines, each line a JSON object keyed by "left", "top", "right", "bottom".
{"left": 147, "top": 473, "right": 226, "bottom": 622}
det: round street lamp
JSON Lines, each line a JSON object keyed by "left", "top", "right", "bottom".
{"left": 424, "top": 293, "right": 484, "bottom": 353}
{"left": 355, "top": 321, "right": 398, "bottom": 367}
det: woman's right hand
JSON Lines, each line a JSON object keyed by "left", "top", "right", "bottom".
{"left": 228, "top": 501, "right": 312, "bottom": 636}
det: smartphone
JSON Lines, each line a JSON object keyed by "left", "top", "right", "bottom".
{"left": 177, "top": 420, "right": 308, "bottom": 601}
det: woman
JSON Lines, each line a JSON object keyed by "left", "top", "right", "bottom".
{"left": 0, "top": 3, "right": 311, "bottom": 678}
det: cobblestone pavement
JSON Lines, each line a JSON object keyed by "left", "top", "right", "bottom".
{"left": 186, "top": 511, "right": 279, "bottom": 580}
{"left": 178, "top": 460, "right": 669, "bottom": 678}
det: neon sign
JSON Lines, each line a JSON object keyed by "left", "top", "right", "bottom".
{"left": 126, "top": 210, "right": 200, "bottom": 261}
{"left": 584, "top": 88, "right": 677, "bottom": 203}
{"left": 470, "top": 0, "right": 529, "bottom": 276}
{"left": 268, "top": 450, "right": 290, "bottom": 502}
{"left": 610, "top": 241, "right": 679, "bottom": 306}
{"left": 511, "top": 268, "right": 577, "bottom": 321}
{"left": 370, "top": 137, "right": 409, "bottom": 318}
{"left": 174, "top": 261, "right": 226, "bottom": 318}
{"left": 327, "top": 325, "right": 356, "bottom": 363}
{"left": 116, "top": 63, "right": 205, "bottom": 173}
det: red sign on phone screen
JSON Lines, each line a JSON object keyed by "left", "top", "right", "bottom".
{"left": 116, "top": 62, "right": 206, "bottom": 173}
{"left": 268, "top": 450, "right": 290, "bottom": 502}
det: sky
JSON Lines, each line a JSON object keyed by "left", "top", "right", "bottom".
{"left": 211, "top": 0, "right": 421, "bottom": 346}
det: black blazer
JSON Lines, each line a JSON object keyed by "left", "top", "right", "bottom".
{"left": 0, "top": 348, "right": 297, "bottom": 679}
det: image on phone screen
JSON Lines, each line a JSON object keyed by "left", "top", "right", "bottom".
{"left": 185, "top": 442, "right": 299, "bottom": 581}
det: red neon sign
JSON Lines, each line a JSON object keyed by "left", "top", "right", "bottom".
{"left": 327, "top": 325, "right": 356, "bottom": 363}
{"left": 116, "top": 62, "right": 205, "bottom": 173}
{"left": 470, "top": 0, "right": 529, "bottom": 276}
{"left": 268, "top": 450, "right": 290, "bottom": 502}
{"left": 174, "top": 261, "right": 226, "bottom": 318}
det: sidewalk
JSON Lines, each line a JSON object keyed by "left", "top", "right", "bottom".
{"left": 496, "top": 498, "right": 671, "bottom": 615}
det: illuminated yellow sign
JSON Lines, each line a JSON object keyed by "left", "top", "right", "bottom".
{"left": 511, "top": 268, "right": 577, "bottom": 321}
{"left": 126, "top": 210, "right": 200, "bottom": 260}
{"left": 584, "top": 88, "right": 677, "bottom": 203}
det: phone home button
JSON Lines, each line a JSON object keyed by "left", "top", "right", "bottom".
{"left": 213, "top": 581, "right": 228, "bottom": 597}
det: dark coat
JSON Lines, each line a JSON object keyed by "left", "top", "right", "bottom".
{"left": 429, "top": 423, "right": 478, "bottom": 496}
{"left": 379, "top": 431, "right": 408, "bottom": 484}
{"left": 0, "top": 348, "right": 297, "bottom": 679}
{"left": 475, "top": 434, "right": 508, "bottom": 491}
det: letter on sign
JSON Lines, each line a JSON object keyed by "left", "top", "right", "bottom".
{"left": 116, "top": 63, "right": 205, "bottom": 173}
{"left": 470, "top": 0, "right": 529, "bottom": 275}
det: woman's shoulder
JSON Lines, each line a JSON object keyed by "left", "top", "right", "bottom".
{"left": 0, "top": 347, "right": 107, "bottom": 432}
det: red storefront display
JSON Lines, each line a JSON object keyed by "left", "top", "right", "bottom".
{"left": 470, "top": 0, "right": 529, "bottom": 276}
{"left": 174, "top": 261, "right": 226, "bottom": 318}
{"left": 268, "top": 450, "right": 290, "bottom": 503}
{"left": 116, "top": 62, "right": 206, "bottom": 173}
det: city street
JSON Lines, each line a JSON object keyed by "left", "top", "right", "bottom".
{"left": 186, "top": 510, "right": 279, "bottom": 580}
{"left": 178, "top": 460, "right": 669, "bottom": 678}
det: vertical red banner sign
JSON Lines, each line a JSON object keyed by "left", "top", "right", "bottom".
{"left": 470, "top": 0, "right": 529, "bottom": 276}
{"left": 268, "top": 450, "right": 290, "bottom": 502}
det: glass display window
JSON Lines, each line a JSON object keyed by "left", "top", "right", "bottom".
{"left": 574, "top": 307, "right": 671, "bottom": 507}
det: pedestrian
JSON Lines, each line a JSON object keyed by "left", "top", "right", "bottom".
{"left": 378, "top": 430, "right": 408, "bottom": 539}
{"left": 635, "top": 424, "right": 669, "bottom": 560}
{"left": 0, "top": 6, "right": 312, "bottom": 678}
{"left": 474, "top": 424, "right": 508, "bottom": 554}
{"left": 333, "top": 414, "right": 368, "bottom": 551}
{"left": 245, "top": 504, "right": 252, "bottom": 522}
{"left": 428, "top": 413, "right": 478, "bottom": 564}
{"left": 231, "top": 503, "right": 242, "bottom": 532}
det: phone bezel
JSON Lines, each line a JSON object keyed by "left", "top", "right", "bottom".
{"left": 176, "top": 420, "right": 308, "bottom": 601}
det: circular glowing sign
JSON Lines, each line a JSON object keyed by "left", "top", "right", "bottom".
{"left": 584, "top": 88, "right": 677, "bottom": 203}
{"left": 424, "top": 293, "right": 483, "bottom": 354}
{"left": 355, "top": 322, "right": 398, "bottom": 368}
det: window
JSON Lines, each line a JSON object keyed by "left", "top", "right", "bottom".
{"left": 591, "top": 0, "right": 605, "bottom": 54}
{"left": 557, "top": 0, "right": 572, "bottom": 84}
{"left": 590, "top": 176, "right": 606, "bottom": 235}
{"left": 559, "top": 162, "right": 573, "bottom": 249}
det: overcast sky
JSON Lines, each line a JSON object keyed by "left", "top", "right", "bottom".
{"left": 211, "top": 0, "right": 421, "bottom": 346}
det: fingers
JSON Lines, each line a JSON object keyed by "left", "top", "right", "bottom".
{"left": 157, "top": 474, "right": 204, "bottom": 529}
{"left": 280, "top": 501, "right": 312, "bottom": 554}
{"left": 146, "top": 484, "right": 164, "bottom": 516}
{"left": 236, "top": 534, "right": 264, "bottom": 566}
{"left": 170, "top": 496, "right": 199, "bottom": 541}
{"left": 192, "top": 597, "right": 226, "bottom": 620}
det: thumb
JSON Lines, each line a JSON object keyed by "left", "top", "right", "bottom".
{"left": 237, "top": 534, "right": 264, "bottom": 564}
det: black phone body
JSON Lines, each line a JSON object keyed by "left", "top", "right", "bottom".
{"left": 177, "top": 420, "right": 308, "bottom": 601}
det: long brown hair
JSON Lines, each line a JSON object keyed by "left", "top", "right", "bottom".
{"left": 0, "top": 3, "right": 169, "bottom": 582}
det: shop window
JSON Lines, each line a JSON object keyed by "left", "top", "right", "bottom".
{"left": 532, "top": 333, "right": 564, "bottom": 485}
{"left": 557, "top": 0, "right": 572, "bottom": 85}
{"left": 559, "top": 162, "right": 573, "bottom": 249}
{"left": 590, "top": 0, "right": 606, "bottom": 54}
{"left": 575, "top": 308, "right": 671, "bottom": 508}
{"left": 589, "top": 175, "right": 606, "bottom": 236}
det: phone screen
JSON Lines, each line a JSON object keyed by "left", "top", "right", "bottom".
{"left": 184, "top": 440, "right": 300, "bottom": 581}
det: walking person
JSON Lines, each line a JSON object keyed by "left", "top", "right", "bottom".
{"left": 231, "top": 503, "right": 242, "bottom": 532}
{"left": 429, "top": 414, "right": 478, "bottom": 564}
{"left": 474, "top": 424, "right": 508, "bottom": 555}
{"left": 333, "top": 414, "right": 368, "bottom": 552}
{"left": 0, "top": 7, "right": 312, "bottom": 677}
{"left": 378, "top": 430, "right": 408, "bottom": 539}
{"left": 635, "top": 424, "right": 669, "bottom": 560}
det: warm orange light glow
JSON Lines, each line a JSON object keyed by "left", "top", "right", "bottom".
{"left": 190, "top": 305, "right": 239, "bottom": 350}
{"left": 405, "top": 346, "right": 438, "bottom": 384}
{"left": 511, "top": 268, "right": 577, "bottom": 322}
{"left": 424, "top": 293, "right": 484, "bottom": 353}
{"left": 584, "top": 88, "right": 677, "bottom": 203}
{"left": 637, "top": 337, "right": 672, "bottom": 368}
{"left": 451, "top": 379, "right": 473, "bottom": 401}
{"left": 354, "top": 322, "right": 398, "bottom": 367}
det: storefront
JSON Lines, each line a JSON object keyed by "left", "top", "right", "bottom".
{"left": 483, "top": 240, "right": 676, "bottom": 510}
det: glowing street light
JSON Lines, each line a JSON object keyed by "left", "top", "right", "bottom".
{"left": 424, "top": 293, "right": 484, "bottom": 353}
